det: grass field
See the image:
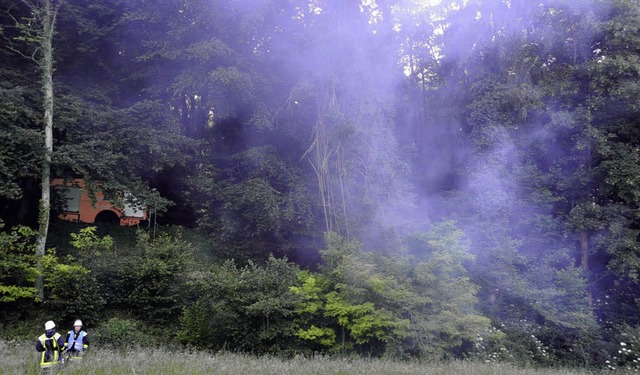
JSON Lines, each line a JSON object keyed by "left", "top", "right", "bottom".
{"left": 0, "top": 339, "right": 617, "bottom": 375}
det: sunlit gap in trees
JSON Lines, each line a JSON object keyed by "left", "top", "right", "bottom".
{"left": 396, "top": 0, "right": 448, "bottom": 78}
{"left": 356, "top": 0, "right": 448, "bottom": 79}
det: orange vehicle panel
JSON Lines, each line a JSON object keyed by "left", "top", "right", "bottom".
{"left": 51, "top": 179, "right": 146, "bottom": 226}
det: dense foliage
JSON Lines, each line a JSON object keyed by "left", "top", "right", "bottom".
{"left": 1, "top": 0, "right": 639, "bottom": 369}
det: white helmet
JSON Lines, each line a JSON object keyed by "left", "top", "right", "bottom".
{"left": 74, "top": 319, "right": 83, "bottom": 327}
{"left": 45, "top": 320, "right": 55, "bottom": 330}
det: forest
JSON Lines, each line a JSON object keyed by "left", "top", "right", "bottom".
{"left": 1, "top": 0, "right": 639, "bottom": 370}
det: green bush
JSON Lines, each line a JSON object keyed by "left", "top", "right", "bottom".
{"left": 93, "top": 317, "right": 155, "bottom": 348}
{"left": 123, "top": 230, "right": 195, "bottom": 326}
{"left": 604, "top": 324, "right": 640, "bottom": 371}
{"left": 177, "top": 256, "right": 301, "bottom": 354}
{"left": 0, "top": 318, "right": 40, "bottom": 341}
{"left": 177, "top": 299, "right": 211, "bottom": 348}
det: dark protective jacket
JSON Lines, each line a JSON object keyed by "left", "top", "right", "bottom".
{"left": 35, "top": 330, "right": 65, "bottom": 368}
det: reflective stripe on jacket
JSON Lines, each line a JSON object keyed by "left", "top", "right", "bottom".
{"left": 37, "top": 332, "right": 62, "bottom": 368}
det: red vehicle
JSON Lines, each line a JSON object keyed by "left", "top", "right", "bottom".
{"left": 52, "top": 179, "right": 146, "bottom": 226}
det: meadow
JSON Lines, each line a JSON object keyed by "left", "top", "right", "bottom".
{"left": 0, "top": 339, "right": 624, "bottom": 375}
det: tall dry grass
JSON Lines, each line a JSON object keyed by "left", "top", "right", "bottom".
{"left": 0, "top": 339, "right": 615, "bottom": 375}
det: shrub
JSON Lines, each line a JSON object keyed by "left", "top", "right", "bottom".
{"left": 177, "top": 256, "right": 301, "bottom": 354}
{"left": 93, "top": 317, "right": 155, "bottom": 348}
{"left": 604, "top": 324, "right": 640, "bottom": 371}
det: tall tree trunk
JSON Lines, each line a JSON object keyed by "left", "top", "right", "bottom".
{"left": 303, "top": 81, "right": 338, "bottom": 235}
{"left": 579, "top": 230, "right": 589, "bottom": 271}
{"left": 26, "top": 0, "right": 62, "bottom": 300}
{"left": 579, "top": 229, "right": 593, "bottom": 306}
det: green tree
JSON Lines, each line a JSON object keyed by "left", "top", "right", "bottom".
{"left": 0, "top": 223, "right": 38, "bottom": 303}
{"left": 269, "top": 1, "right": 415, "bottom": 241}
{"left": 2, "top": 0, "right": 65, "bottom": 300}
{"left": 44, "top": 226, "right": 112, "bottom": 324}
{"left": 425, "top": 0, "right": 601, "bottom": 362}
{"left": 587, "top": 0, "right": 640, "bottom": 325}
{"left": 190, "top": 146, "right": 314, "bottom": 262}
{"left": 125, "top": 230, "right": 195, "bottom": 326}
{"left": 0, "top": 8, "right": 41, "bottom": 202}
{"left": 310, "top": 233, "right": 411, "bottom": 355}
{"left": 405, "top": 221, "right": 490, "bottom": 359}
{"left": 290, "top": 271, "right": 336, "bottom": 350}
{"left": 0, "top": 222, "right": 90, "bottom": 324}
{"left": 178, "top": 256, "right": 301, "bottom": 353}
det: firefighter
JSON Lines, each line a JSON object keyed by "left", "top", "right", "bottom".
{"left": 64, "top": 319, "right": 89, "bottom": 360}
{"left": 35, "top": 320, "right": 65, "bottom": 371}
